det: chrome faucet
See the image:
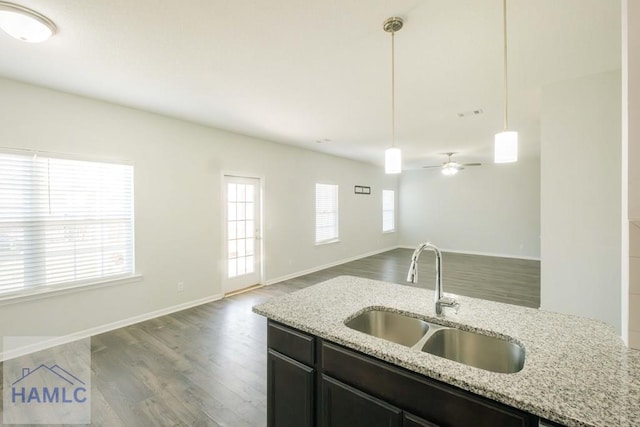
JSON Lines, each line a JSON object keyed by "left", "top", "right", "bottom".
{"left": 407, "top": 242, "right": 459, "bottom": 316}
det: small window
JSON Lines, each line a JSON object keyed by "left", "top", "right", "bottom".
{"left": 382, "top": 190, "right": 395, "bottom": 233}
{"left": 315, "top": 183, "right": 339, "bottom": 244}
{"left": 0, "top": 150, "right": 134, "bottom": 295}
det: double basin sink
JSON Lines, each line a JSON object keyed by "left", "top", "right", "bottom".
{"left": 345, "top": 309, "right": 525, "bottom": 374}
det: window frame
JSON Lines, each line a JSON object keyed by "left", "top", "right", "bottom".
{"left": 315, "top": 183, "right": 339, "bottom": 245}
{"left": 0, "top": 149, "right": 137, "bottom": 301}
{"left": 382, "top": 189, "right": 396, "bottom": 233}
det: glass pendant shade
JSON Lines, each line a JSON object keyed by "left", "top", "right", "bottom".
{"left": 385, "top": 147, "right": 402, "bottom": 174}
{"left": 494, "top": 131, "right": 518, "bottom": 163}
{"left": 383, "top": 17, "right": 403, "bottom": 175}
{"left": 0, "top": 3, "right": 55, "bottom": 43}
{"left": 494, "top": 0, "right": 517, "bottom": 164}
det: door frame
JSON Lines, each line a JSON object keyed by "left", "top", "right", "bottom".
{"left": 221, "top": 172, "right": 265, "bottom": 293}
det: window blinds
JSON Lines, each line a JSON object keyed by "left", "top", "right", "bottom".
{"left": 315, "top": 183, "right": 339, "bottom": 243}
{"left": 383, "top": 190, "right": 395, "bottom": 232}
{"left": 0, "top": 151, "right": 134, "bottom": 294}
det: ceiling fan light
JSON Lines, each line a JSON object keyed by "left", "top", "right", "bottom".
{"left": 441, "top": 165, "right": 459, "bottom": 176}
{"left": 494, "top": 130, "right": 518, "bottom": 163}
{"left": 385, "top": 147, "right": 402, "bottom": 174}
{"left": 0, "top": 2, "right": 56, "bottom": 43}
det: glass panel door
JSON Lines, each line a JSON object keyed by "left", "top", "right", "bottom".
{"left": 223, "top": 176, "right": 261, "bottom": 293}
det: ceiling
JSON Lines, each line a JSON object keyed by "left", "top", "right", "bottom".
{"left": 0, "top": 0, "right": 621, "bottom": 169}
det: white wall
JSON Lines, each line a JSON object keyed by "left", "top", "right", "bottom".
{"left": 627, "top": 4, "right": 640, "bottom": 222}
{"left": 540, "top": 70, "right": 622, "bottom": 332}
{"left": 624, "top": 0, "right": 640, "bottom": 349}
{"left": 398, "top": 160, "right": 541, "bottom": 259}
{"left": 0, "top": 78, "right": 398, "bottom": 356}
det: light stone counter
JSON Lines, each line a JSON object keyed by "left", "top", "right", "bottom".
{"left": 252, "top": 276, "right": 640, "bottom": 427}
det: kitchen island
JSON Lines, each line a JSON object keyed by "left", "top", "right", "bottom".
{"left": 253, "top": 276, "right": 640, "bottom": 427}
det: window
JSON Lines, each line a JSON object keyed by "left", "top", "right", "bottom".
{"left": 0, "top": 150, "right": 134, "bottom": 295}
{"left": 382, "top": 190, "right": 395, "bottom": 233}
{"left": 315, "top": 183, "right": 339, "bottom": 244}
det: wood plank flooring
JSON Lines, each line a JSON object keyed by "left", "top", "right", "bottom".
{"left": 0, "top": 248, "right": 539, "bottom": 426}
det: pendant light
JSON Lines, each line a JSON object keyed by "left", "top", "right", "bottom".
{"left": 0, "top": 1, "right": 56, "bottom": 43}
{"left": 494, "top": 0, "right": 517, "bottom": 163}
{"left": 384, "top": 17, "right": 403, "bottom": 174}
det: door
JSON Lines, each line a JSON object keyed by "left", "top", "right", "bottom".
{"left": 223, "top": 176, "right": 261, "bottom": 293}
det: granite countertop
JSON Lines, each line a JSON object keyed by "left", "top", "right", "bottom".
{"left": 252, "top": 275, "right": 640, "bottom": 427}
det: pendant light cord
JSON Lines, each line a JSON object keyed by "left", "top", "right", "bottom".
{"left": 391, "top": 29, "right": 396, "bottom": 148}
{"left": 503, "top": 0, "right": 508, "bottom": 131}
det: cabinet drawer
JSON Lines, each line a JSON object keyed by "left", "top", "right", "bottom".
{"left": 322, "top": 341, "right": 535, "bottom": 427}
{"left": 321, "top": 375, "right": 402, "bottom": 427}
{"left": 268, "top": 321, "right": 315, "bottom": 365}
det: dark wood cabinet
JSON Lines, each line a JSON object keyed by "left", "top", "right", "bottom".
{"left": 321, "top": 341, "right": 536, "bottom": 427}
{"left": 267, "top": 350, "right": 315, "bottom": 427}
{"left": 268, "top": 321, "right": 315, "bottom": 365}
{"left": 266, "top": 320, "right": 544, "bottom": 427}
{"left": 267, "top": 321, "right": 316, "bottom": 427}
{"left": 321, "top": 375, "right": 402, "bottom": 427}
{"left": 403, "top": 412, "right": 440, "bottom": 427}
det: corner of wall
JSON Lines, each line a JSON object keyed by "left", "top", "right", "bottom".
{"left": 629, "top": 222, "right": 640, "bottom": 349}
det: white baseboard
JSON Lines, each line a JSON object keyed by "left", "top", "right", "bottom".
{"left": 1, "top": 293, "right": 223, "bottom": 362}
{"left": 397, "top": 245, "right": 540, "bottom": 261}
{"left": 264, "top": 245, "right": 402, "bottom": 285}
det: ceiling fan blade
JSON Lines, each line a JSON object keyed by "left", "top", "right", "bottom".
{"left": 461, "top": 163, "right": 482, "bottom": 167}
{"left": 422, "top": 165, "right": 442, "bottom": 169}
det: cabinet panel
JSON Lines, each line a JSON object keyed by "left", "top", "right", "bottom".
{"left": 539, "top": 420, "right": 566, "bottom": 427}
{"left": 268, "top": 321, "right": 315, "bottom": 365}
{"left": 321, "top": 375, "right": 402, "bottom": 427}
{"left": 322, "top": 341, "right": 535, "bottom": 427}
{"left": 267, "top": 349, "right": 314, "bottom": 427}
{"left": 404, "top": 412, "right": 440, "bottom": 427}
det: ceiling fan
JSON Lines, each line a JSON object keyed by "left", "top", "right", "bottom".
{"left": 423, "top": 153, "right": 482, "bottom": 176}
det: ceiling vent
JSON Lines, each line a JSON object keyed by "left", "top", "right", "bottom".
{"left": 457, "top": 109, "right": 484, "bottom": 118}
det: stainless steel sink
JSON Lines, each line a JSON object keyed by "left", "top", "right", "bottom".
{"left": 345, "top": 309, "right": 430, "bottom": 347}
{"left": 345, "top": 309, "right": 525, "bottom": 374}
{"left": 421, "top": 328, "right": 525, "bottom": 374}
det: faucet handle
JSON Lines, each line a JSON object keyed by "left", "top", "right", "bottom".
{"left": 451, "top": 301, "right": 460, "bottom": 314}
{"left": 437, "top": 297, "right": 460, "bottom": 315}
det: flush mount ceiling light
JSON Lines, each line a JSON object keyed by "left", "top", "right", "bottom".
{"left": 383, "top": 17, "right": 403, "bottom": 174}
{"left": 0, "top": 1, "right": 56, "bottom": 43}
{"left": 494, "top": 0, "right": 517, "bottom": 163}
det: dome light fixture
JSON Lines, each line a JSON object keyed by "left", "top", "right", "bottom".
{"left": 0, "top": 1, "right": 56, "bottom": 43}
{"left": 383, "top": 17, "right": 404, "bottom": 174}
{"left": 494, "top": 0, "right": 518, "bottom": 163}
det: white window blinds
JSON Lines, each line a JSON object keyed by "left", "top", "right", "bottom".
{"left": 315, "top": 183, "right": 339, "bottom": 244}
{"left": 0, "top": 151, "right": 134, "bottom": 294}
{"left": 382, "top": 190, "right": 395, "bottom": 232}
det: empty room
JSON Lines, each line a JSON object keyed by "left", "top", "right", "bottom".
{"left": 0, "top": 1, "right": 638, "bottom": 426}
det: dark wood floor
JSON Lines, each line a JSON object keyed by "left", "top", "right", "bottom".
{"left": 0, "top": 248, "right": 539, "bottom": 426}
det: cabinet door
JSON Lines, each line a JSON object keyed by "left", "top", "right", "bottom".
{"left": 268, "top": 349, "right": 314, "bottom": 427}
{"left": 403, "top": 412, "right": 440, "bottom": 427}
{"left": 321, "top": 375, "right": 402, "bottom": 427}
